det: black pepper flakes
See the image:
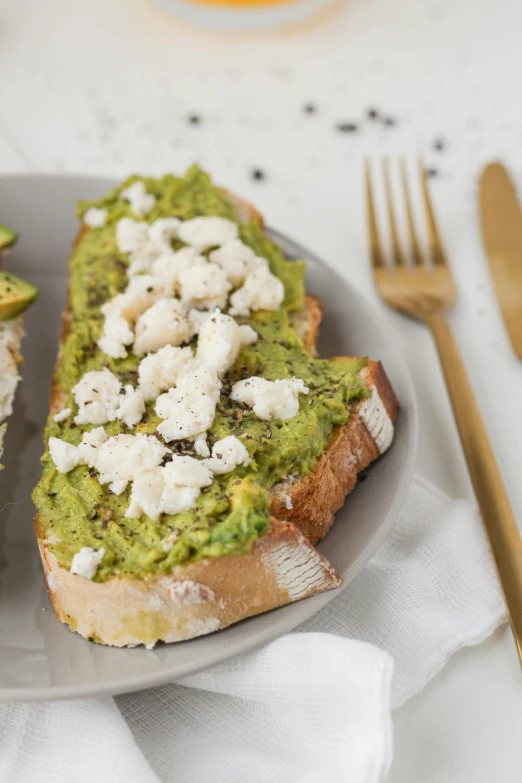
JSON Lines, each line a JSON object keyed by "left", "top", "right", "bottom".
{"left": 188, "top": 114, "right": 201, "bottom": 125}
{"left": 251, "top": 168, "right": 265, "bottom": 182}
{"left": 303, "top": 103, "right": 317, "bottom": 115}
{"left": 433, "top": 138, "right": 446, "bottom": 152}
{"left": 367, "top": 108, "right": 379, "bottom": 120}
{"left": 336, "top": 122, "right": 359, "bottom": 133}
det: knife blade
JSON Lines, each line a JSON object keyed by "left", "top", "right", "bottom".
{"left": 479, "top": 162, "right": 522, "bottom": 359}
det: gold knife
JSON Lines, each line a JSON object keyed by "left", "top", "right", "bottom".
{"left": 479, "top": 162, "right": 522, "bottom": 359}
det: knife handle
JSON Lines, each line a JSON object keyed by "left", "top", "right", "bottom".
{"left": 426, "top": 311, "right": 522, "bottom": 664}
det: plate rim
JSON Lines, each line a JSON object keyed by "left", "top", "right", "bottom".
{"left": 0, "top": 173, "right": 418, "bottom": 701}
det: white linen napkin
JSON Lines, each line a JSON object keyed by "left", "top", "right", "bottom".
{"left": 0, "top": 476, "right": 506, "bottom": 783}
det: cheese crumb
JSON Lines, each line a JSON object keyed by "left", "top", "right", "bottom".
{"left": 148, "top": 217, "right": 181, "bottom": 252}
{"left": 53, "top": 407, "right": 71, "bottom": 423}
{"left": 155, "top": 361, "right": 221, "bottom": 441}
{"left": 204, "top": 435, "right": 251, "bottom": 474}
{"left": 155, "top": 389, "right": 216, "bottom": 442}
{"left": 116, "top": 385, "right": 146, "bottom": 428}
{"left": 98, "top": 311, "right": 134, "bottom": 360}
{"left": 150, "top": 248, "right": 207, "bottom": 296}
{"left": 178, "top": 216, "right": 238, "bottom": 250}
{"left": 209, "top": 240, "right": 262, "bottom": 288}
{"left": 231, "top": 376, "right": 309, "bottom": 421}
{"left": 77, "top": 427, "right": 109, "bottom": 466}
{"left": 138, "top": 345, "right": 193, "bottom": 401}
{"left": 83, "top": 207, "right": 107, "bottom": 228}
{"left": 194, "top": 437, "right": 210, "bottom": 458}
{"left": 229, "top": 266, "right": 285, "bottom": 316}
{"left": 49, "top": 428, "right": 109, "bottom": 474}
{"left": 133, "top": 298, "right": 191, "bottom": 356}
{"left": 121, "top": 181, "right": 156, "bottom": 217}
{"left": 70, "top": 547, "right": 105, "bottom": 580}
{"left": 95, "top": 433, "right": 169, "bottom": 494}
{"left": 116, "top": 217, "right": 148, "bottom": 254}
{"left": 126, "top": 456, "right": 212, "bottom": 520}
{"left": 196, "top": 311, "right": 257, "bottom": 376}
{"left": 179, "top": 263, "right": 231, "bottom": 311}
{"left": 73, "top": 368, "right": 122, "bottom": 425}
{"left": 49, "top": 437, "right": 82, "bottom": 473}
{"left": 281, "top": 491, "right": 293, "bottom": 510}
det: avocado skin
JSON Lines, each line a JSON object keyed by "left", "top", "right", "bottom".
{"left": 0, "top": 224, "right": 18, "bottom": 252}
{"left": 0, "top": 271, "right": 38, "bottom": 321}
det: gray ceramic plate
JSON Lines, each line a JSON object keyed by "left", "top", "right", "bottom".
{"left": 0, "top": 175, "right": 417, "bottom": 702}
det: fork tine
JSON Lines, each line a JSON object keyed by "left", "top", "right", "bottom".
{"left": 418, "top": 159, "right": 448, "bottom": 266}
{"left": 400, "top": 158, "right": 425, "bottom": 267}
{"left": 365, "top": 159, "right": 386, "bottom": 270}
{"left": 382, "top": 158, "right": 407, "bottom": 267}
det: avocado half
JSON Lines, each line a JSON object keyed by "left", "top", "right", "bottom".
{"left": 0, "top": 224, "right": 17, "bottom": 252}
{"left": 0, "top": 271, "right": 38, "bottom": 320}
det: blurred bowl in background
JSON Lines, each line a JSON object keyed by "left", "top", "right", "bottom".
{"left": 156, "top": 0, "right": 338, "bottom": 32}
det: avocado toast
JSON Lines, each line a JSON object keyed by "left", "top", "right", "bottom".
{"left": 32, "top": 167, "right": 398, "bottom": 647}
{"left": 0, "top": 227, "right": 38, "bottom": 465}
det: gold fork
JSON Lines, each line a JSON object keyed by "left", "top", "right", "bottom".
{"left": 366, "top": 158, "right": 522, "bottom": 667}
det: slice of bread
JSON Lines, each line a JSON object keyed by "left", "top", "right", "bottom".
{"left": 34, "top": 183, "right": 398, "bottom": 647}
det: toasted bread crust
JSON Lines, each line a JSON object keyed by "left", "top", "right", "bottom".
{"left": 270, "top": 361, "right": 398, "bottom": 543}
{"left": 38, "top": 518, "right": 341, "bottom": 647}
{"left": 34, "top": 184, "right": 398, "bottom": 646}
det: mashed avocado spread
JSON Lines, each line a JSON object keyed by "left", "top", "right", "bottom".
{"left": 32, "top": 166, "right": 368, "bottom": 581}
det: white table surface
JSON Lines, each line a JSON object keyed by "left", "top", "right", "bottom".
{"left": 0, "top": 0, "right": 521, "bottom": 778}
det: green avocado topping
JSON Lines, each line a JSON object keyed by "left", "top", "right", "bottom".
{"left": 32, "top": 166, "right": 368, "bottom": 581}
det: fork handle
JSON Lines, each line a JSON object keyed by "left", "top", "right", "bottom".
{"left": 426, "top": 310, "right": 522, "bottom": 664}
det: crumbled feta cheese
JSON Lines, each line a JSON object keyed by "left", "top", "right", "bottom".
{"left": 125, "top": 469, "right": 165, "bottom": 519}
{"left": 98, "top": 311, "right": 134, "bottom": 359}
{"left": 49, "top": 437, "right": 82, "bottom": 473}
{"left": 116, "top": 385, "right": 146, "bottom": 428}
{"left": 163, "top": 455, "right": 213, "bottom": 487}
{"left": 188, "top": 308, "right": 211, "bottom": 336}
{"left": 148, "top": 217, "right": 181, "bottom": 252}
{"left": 83, "top": 207, "right": 108, "bottom": 228}
{"left": 95, "top": 433, "right": 169, "bottom": 494}
{"left": 70, "top": 547, "right": 105, "bottom": 580}
{"left": 178, "top": 216, "right": 238, "bottom": 250}
{"left": 204, "top": 435, "right": 251, "bottom": 474}
{"left": 121, "top": 181, "right": 156, "bottom": 217}
{"left": 73, "top": 368, "right": 122, "bottom": 425}
{"left": 231, "top": 376, "right": 309, "bottom": 421}
{"left": 125, "top": 456, "right": 212, "bottom": 520}
{"left": 101, "top": 273, "right": 171, "bottom": 327}
{"left": 229, "top": 266, "right": 285, "bottom": 316}
{"left": 179, "top": 263, "right": 231, "bottom": 311}
{"left": 133, "top": 298, "right": 191, "bottom": 356}
{"left": 209, "top": 240, "right": 266, "bottom": 288}
{"left": 77, "top": 427, "right": 109, "bottom": 466}
{"left": 157, "top": 484, "right": 201, "bottom": 517}
{"left": 176, "top": 360, "right": 222, "bottom": 402}
{"left": 53, "top": 407, "right": 71, "bottom": 423}
{"left": 138, "top": 345, "right": 193, "bottom": 401}
{"left": 116, "top": 217, "right": 148, "bottom": 254}
{"left": 281, "top": 492, "right": 293, "bottom": 510}
{"left": 194, "top": 436, "right": 210, "bottom": 458}
{"left": 196, "top": 311, "right": 257, "bottom": 376}
{"left": 155, "top": 389, "right": 217, "bottom": 442}
{"left": 150, "top": 249, "right": 207, "bottom": 296}
{"left": 49, "top": 428, "right": 109, "bottom": 474}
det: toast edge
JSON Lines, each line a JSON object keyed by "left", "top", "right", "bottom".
{"left": 37, "top": 518, "right": 341, "bottom": 647}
